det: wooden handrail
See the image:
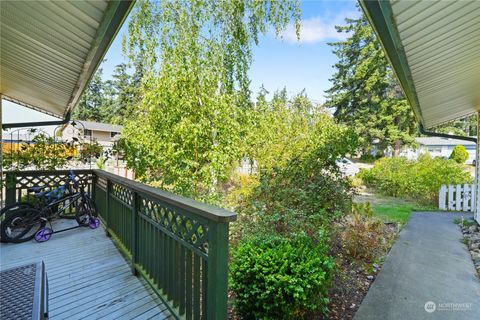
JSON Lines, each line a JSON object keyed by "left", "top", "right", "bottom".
{"left": 93, "top": 169, "right": 236, "bottom": 223}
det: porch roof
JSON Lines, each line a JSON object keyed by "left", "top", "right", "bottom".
{"left": 359, "top": 0, "right": 480, "bottom": 128}
{"left": 0, "top": 1, "right": 134, "bottom": 119}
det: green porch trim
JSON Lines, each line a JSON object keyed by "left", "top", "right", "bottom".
{"left": 63, "top": 0, "right": 135, "bottom": 118}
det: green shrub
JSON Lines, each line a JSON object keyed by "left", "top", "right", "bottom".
{"left": 230, "top": 233, "right": 334, "bottom": 319}
{"left": 358, "top": 152, "right": 383, "bottom": 163}
{"left": 359, "top": 154, "right": 472, "bottom": 205}
{"left": 449, "top": 145, "right": 469, "bottom": 164}
{"left": 340, "top": 212, "right": 390, "bottom": 262}
{"left": 247, "top": 119, "right": 356, "bottom": 231}
{"left": 252, "top": 168, "right": 354, "bottom": 235}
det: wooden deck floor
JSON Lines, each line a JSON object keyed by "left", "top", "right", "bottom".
{"left": 0, "top": 219, "right": 173, "bottom": 320}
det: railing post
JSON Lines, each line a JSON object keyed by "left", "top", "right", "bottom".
{"left": 5, "top": 172, "right": 17, "bottom": 206}
{"left": 91, "top": 173, "right": 97, "bottom": 204}
{"left": 131, "top": 190, "right": 139, "bottom": 276}
{"left": 105, "top": 179, "right": 111, "bottom": 237}
{"left": 206, "top": 221, "right": 229, "bottom": 320}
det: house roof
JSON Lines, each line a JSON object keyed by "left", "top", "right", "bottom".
{"left": 0, "top": 1, "right": 134, "bottom": 120}
{"left": 415, "top": 137, "right": 476, "bottom": 147}
{"left": 77, "top": 120, "right": 123, "bottom": 133}
{"left": 359, "top": 1, "right": 480, "bottom": 128}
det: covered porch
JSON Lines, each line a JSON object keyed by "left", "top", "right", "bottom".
{"left": 355, "top": 0, "right": 480, "bottom": 318}
{"left": 0, "top": 1, "right": 235, "bottom": 319}
{"left": 1, "top": 169, "right": 235, "bottom": 319}
{"left": 360, "top": 0, "right": 480, "bottom": 223}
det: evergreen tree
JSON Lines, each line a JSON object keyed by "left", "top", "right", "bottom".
{"left": 433, "top": 115, "right": 477, "bottom": 137}
{"left": 73, "top": 68, "right": 108, "bottom": 122}
{"left": 325, "top": 12, "right": 416, "bottom": 156}
{"left": 73, "top": 62, "right": 142, "bottom": 124}
{"left": 107, "top": 63, "right": 139, "bottom": 124}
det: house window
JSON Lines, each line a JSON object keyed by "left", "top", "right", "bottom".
{"left": 111, "top": 132, "right": 119, "bottom": 138}
{"left": 84, "top": 129, "right": 92, "bottom": 136}
{"left": 427, "top": 147, "right": 441, "bottom": 153}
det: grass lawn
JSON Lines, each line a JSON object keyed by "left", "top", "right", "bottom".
{"left": 371, "top": 204, "right": 415, "bottom": 225}
{"left": 356, "top": 187, "right": 435, "bottom": 226}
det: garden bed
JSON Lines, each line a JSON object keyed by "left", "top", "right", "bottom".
{"left": 327, "top": 218, "right": 398, "bottom": 320}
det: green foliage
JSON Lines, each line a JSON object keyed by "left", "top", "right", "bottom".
{"left": 245, "top": 115, "right": 358, "bottom": 234}
{"left": 120, "top": 0, "right": 301, "bottom": 199}
{"left": 230, "top": 233, "right": 334, "bottom": 319}
{"left": 2, "top": 132, "right": 73, "bottom": 170}
{"left": 359, "top": 155, "right": 472, "bottom": 205}
{"left": 244, "top": 88, "right": 325, "bottom": 171}
{"left": 228, "top": 114, "right": 357, "bottom": 318}
{"left": 449, "top": 145, "right": 469, "bottom": 164}
{"left": 453, "top": 218, "right": 476, "bottom": 227}
{"left": 352, "top": 202, "right": 373, "bottom": 218}
{"left": 79, "top": 141, "right": 103, "bottom": 160}
{"left": 372, "top": 204, "right": 413, "bottom": 225}
{"left": 433, "top": 114, "right": 477, "bottom": 137}
{"left": 73, "top": 63, "right": 142, "bottom": 124}
{"left": 124, "top": 0, "right": 300, "bottom": 97}
{"left": 74, "top": 69, "right": 109, "bottom": 122}
{"left": 340, "top": 212, "right": 391, "bottom": 262}
{"left": 96, "top": 156, "right": 107, "bottom": 170}
{"left": 325, "top": 11, "right": 416, "bottom": 155}
{"left": 20, "top": 194, "right": 41, "bottom": 206}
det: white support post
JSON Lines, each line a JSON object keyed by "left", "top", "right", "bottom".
{"left": 475, "top": 112, "right": 480, "bottom": 223}
{"left": 471, "top": 184, "right": 476, "bottom": 212}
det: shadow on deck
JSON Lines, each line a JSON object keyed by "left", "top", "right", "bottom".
{"left": 0, "top": 219, "right": 173, "bottom": 320}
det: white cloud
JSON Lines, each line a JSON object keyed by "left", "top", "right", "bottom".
{"left": 281, "top": 10, "right": 360, "bottom": 44}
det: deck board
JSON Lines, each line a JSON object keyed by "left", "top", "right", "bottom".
{"left": 0, "top": 219, "right": 172, "bottom": 320}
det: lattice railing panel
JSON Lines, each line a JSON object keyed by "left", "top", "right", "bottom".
{"left": 5, "top": 170, "right": 94, "bottom": 204}
{"left": 139, "top": 197, "right": 209, "bottom": 254}
{"left": 111, "top": 183, "right": 133, "bottom": 206}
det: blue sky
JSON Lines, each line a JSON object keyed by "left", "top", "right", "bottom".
{"left": 3, "top": 0, "right": 359, "bottom": 125}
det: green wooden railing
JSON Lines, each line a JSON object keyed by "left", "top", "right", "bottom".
{"left": 3, "top": 169, "right": 236, "bottom": 320}
{"left": 4, "top": 170, "right": 94, "bottom": 212}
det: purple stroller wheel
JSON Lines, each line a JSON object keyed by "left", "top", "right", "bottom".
{"left": 35, "top": 228, "right": 53, "bottom": 242}
{"left": 89, "top": 217, "right": 100, "bottom": 229}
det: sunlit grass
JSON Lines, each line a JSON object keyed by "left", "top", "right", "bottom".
{"left": 371, "top": 201, "right": 437, "bottom": 226}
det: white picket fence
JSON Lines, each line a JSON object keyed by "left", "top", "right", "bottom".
{"left": 439, "top": 184, "right": 476, "bottom": 212}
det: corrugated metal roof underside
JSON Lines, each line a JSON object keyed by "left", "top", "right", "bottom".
{"left": 0, "top": 1, "right": 132, "bottom": 119}
{"left": 390, "top": 0, "right": 480, "bottom": 128}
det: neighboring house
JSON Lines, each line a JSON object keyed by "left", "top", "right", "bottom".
{"left": 400, "top": 137, "right": 476, "bottom": 164}
{"left": 62, "top": 121, "right": 123, "bottom": 149}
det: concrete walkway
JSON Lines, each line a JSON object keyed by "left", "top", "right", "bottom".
{"left": 355, "top": 212, "right": 480, "bottom": 320}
